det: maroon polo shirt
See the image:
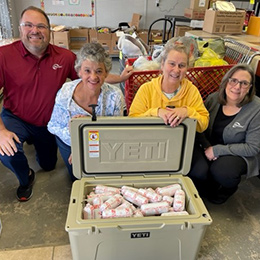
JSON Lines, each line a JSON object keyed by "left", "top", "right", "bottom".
{"left": 0, "top": 41, "right": 78, "bottom": 126}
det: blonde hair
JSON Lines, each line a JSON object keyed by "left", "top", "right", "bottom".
{"left": 160, "top": 42, "right": 189, "bottom": 66}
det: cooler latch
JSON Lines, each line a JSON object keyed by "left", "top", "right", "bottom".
{"left": 181, "top": 222, "right": 193, "bottom": 230}
{"left": 87, "top": 226, "right": 100, "bottom": 235}
{"left": 89, "top": 104, "right": 98, "bottom": 121}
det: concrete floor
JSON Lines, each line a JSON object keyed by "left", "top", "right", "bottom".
{"left": 1, "top": 58, "right": 260, "bottom": 259}
{"left": 1, "top": 140, "right": 260, "bottom": 260}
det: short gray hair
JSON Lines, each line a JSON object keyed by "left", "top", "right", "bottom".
{"left": 74, "top": 42, "right": 112, "bottom": 74}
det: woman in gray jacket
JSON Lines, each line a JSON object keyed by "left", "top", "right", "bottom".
{"left": 191, "top": 63, "right": 260, "bottom": 204}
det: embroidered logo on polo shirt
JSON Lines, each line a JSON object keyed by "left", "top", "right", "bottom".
{"left": 52, "top": 64, "right": 63, "bottom": 70}
{"left": 232, "top": 122, "right": 244, "bottom": 128}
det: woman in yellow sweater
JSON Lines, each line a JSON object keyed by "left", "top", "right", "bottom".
{"left": 129, "top": 43, "right": 209, "bottom": 133}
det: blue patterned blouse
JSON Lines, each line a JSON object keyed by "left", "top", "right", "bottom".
{"left": 47, "top": 79, "right": 125, "bottom": 146}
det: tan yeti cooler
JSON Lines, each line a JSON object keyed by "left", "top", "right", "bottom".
{"left": 65, "top": 117, "right": 212, "bottom": 260}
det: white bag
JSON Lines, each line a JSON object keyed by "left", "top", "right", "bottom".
{"left": 117, "top": 34, "right": 149, "bottom": 56}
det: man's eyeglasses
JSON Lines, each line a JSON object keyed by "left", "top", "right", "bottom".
{"left": 20, "top": 22, "right": 49, "bottom": 31}
{"left": 228, "top": 78, "right": 251, "bottom": 89}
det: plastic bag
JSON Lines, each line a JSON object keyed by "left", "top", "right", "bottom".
{"left": 117, "top": 34, "right": 149, "bottom": 56}
{"left": 194, "top": 47, "right": 228, "bottom": 67}
{"left": 133, "top": 56, "right": 161, "bottom": 71}
{"left": 197, "top": 38, "right": 226, "bottom": 59}
{"left": 151, "top": 45, "right": 164, "bottom": 63}
{"left": 166, "top": 36, "right": 200, "bottom": 67}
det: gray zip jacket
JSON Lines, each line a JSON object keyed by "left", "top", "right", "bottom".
{"left": 200, "top": 92, "right": 260, "bottom": 178}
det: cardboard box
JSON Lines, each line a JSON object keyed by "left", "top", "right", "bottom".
{"left": 137, "top": 29, "right": 163, "bottom": 45}
{"left": 190, "top": 20, "right": 204, "bottom": 28}
{"left": 137, "top": 30, "right": 148, "bottom": 44}
{"left": 49, "top": 31, "right": 54, "bottom": 44}
{"left": 110, "top": 33, "right": 120, "bottom": 55}
{"left": 88, "top": 29, "right": 98, "bottom": 42}
{"left": 66, "top": 117, "right": 212, "bottom": 260}
{"left": 129, "top": 13, "right": 142, "bottom": 29}
{"left": 190, "top": 0, "right": 209, "bottom": 10}
{"left": 185, "top": 30, "right": 222, "bottom": 39}
{"left": 203, "top": 9, "right": 246, "bottom": 34}
{"left": 175, "top": 25, "right": 194, "bottom": 37}
{"left": 69, "top": 28, "right": 88, "bottom": 49}
{"left": 184, "top": 8, "right": 205, "bottom": 20}
{"left": 53, "top": 31, "right": 70, "bottom": 49}
{"left": 98, "top": 40, "right": 111, "bottom": 53}
{"left": 89, "top": 28, "right": 117, "bottom": 54}
{"left": 89, "top": 28, "right": 111, "bottom": 43}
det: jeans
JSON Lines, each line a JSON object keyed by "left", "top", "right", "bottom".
{"left": 55, "top": 136, "right": 76, "bottom": 181}
{"left": 0, "top": 108, "right": 57, "bottom": 186}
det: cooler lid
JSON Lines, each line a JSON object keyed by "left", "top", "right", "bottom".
{"left": 70, "top": 117, "right": 196, "bottom": 179}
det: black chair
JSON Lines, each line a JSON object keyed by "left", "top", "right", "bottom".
{"left": 147, "top": 18, "right": 173, "bottom": 46}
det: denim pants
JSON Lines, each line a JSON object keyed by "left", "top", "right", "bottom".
{"left": 0, "top": 108, "right": 57, "bottom": 186}
{"left": 55, "top": 136, "right": 76, "bottom": 181}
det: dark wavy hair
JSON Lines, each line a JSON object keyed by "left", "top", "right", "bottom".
{"left": 20, "top": 6, "right": 50, "bottom": 27}
{"left": 218, "top": 63, "right": 255, "bottom": 107}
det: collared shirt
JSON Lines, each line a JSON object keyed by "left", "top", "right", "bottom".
{"left": 0, "top": 41, "right": 78, "bottom": 126}
{"left": 47, "top": 79, "right": 125, "bottom": 146}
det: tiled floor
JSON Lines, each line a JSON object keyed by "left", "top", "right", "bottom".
{"left": 0, "top": 245, "right": 72, "bottom": 260}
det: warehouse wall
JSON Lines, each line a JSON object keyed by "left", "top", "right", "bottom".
{"left": 11, "top": 0, "right": 253, "bottom": 37}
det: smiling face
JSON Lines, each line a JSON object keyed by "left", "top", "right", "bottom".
{"left": 225, "top": 69, "right": 252, "bottom": 105}
{"left": 161, "top": 49, "right": 188, "bottom": 87}
{"left": 19, "top": 10, "right": 50, "bottom": 57}
{"left": 78, "top": 59, "right": 108, "bottom": 92}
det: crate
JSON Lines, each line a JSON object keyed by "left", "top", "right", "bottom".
{"left": 185, "top": 65, "right": 233, "bottom": 101}
{"left": 124, "top": 62, "right": 230, "bottom": 113}
{"left": 66, "top": 117, "right": 212, "bottom": 260}
{"left": 125, "top": 69, "right": 161, "bottom": 112}
{"left": 223, "top": 38, "right": 259, "bottom": 64}
{"left": 125, "top": 57, "right": 161, "bottom": 113}
{"left": 119, "top": 53, "right": 144, "bottom": 95}
{"left": 124, "top": 38, "right": 260, "bottom": 113}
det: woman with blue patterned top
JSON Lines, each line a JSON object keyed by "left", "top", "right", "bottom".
{"left": 48, "top": 42, "right": 125, "bottom": 180}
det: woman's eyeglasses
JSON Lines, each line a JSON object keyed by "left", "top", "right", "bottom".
{"left": 228, "top": 78, "right": 251, "bottom": 89}
{"left": 20, "top": 22, "right": 49, "bottom": 31}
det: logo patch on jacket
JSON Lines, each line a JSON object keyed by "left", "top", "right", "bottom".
{"left": 232, "top": 122, "right": 244, "bottom": 128}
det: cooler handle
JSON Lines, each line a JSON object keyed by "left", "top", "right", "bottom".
{"left": 117, "top": 223, "right": 166, "bottom": 230}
